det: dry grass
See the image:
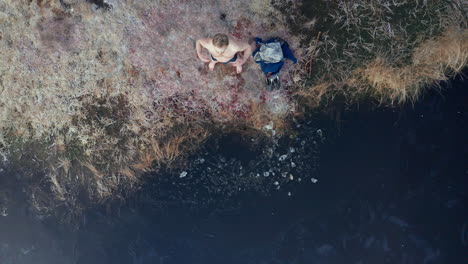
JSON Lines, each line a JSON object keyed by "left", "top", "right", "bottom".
{"left": 351, "top": 28, "right": 468, "bottom": 104}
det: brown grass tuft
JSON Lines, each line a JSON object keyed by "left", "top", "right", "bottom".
{"left": 355, "top": 29, "right": 468, "bottom": 104}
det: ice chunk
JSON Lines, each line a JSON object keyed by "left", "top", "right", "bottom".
{"left": 179, "top": 171, "right": 188, "bottom": 178}
{"left": 316, "top": 129, "right": 323, "bottom": 137}
{"left": 0, "top": 207, "right": 7, "bottom": 217}
{"left": 279, "top": 154, "right": 287, "bottom": 161}
{"left": 311, "top": 178, "right": 318, "bottom": 183}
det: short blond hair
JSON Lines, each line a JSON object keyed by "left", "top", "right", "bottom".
{"left": 212, "top": 33, "right": 229, "bottom": 48}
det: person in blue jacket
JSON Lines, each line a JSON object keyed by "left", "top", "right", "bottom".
{"left": 252, "top": 37, "right": 297, "bottom": 90}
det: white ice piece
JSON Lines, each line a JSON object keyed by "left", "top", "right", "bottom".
{"left": 317, "top": 129, "right": 323, "bottom": 137}
{"left": 179, "top": 171, "right": 188, "bottom": 178}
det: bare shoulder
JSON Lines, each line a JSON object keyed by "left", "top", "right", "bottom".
{"left": 198, "top": 38, "right": 213, "bottom": 48}
{"left": 230, "top": 37, "right": 251, "bottom": 51}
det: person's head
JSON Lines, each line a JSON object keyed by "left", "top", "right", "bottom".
{"left": 212, "top": 33, "right": 229, "bottom": 53}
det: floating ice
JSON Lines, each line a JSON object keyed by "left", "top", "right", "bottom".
{"left": 278, "top": 155, "right": 287, "bottom": 161}
{"left": 179, "top": 171, "right": 188, "bottom": 178}
{"left": 317, "top": 129, "right": 323, "bottom": 137}
{"left": 0, "top": 207, "right": 7, "bottom": 217}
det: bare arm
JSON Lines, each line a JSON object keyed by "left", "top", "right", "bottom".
{"left": 196, "top": 38, "right": 211, "bottom": 62}
{"left": 236, "top": 42, "right": 252, "bottom": 65}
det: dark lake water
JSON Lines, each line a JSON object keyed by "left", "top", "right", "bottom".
{"left": 1, "top": 73, "right": 467, "bottom": 264}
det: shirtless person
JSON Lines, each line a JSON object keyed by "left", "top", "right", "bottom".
{"left": 196, "top": 33, "right": 252, "bottom": 74}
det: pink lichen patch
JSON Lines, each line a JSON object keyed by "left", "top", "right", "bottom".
{"left": 231, "top": 17, "right": 253, "bottom": 39}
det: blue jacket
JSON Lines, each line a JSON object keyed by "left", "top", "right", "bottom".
{"left": 252, "top": 37, "right": 297, "bottom": 75}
